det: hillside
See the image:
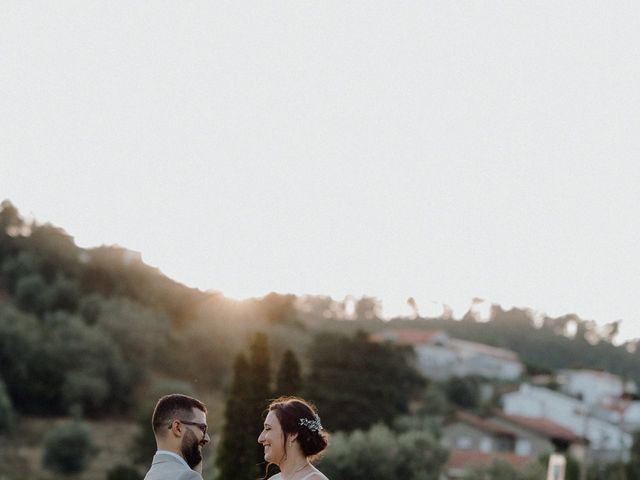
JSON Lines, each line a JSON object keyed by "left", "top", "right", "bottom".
{"left": 2, "top": 199, "right": 640, "bottom": 479}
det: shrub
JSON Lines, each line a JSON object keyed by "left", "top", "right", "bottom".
{"left": 42, "top": 419, "right": 96, "bottom": 474}
{"left": 106, "top": 464, "right": 143, "bottom": 480}
{"left": 319, "top": 423, "right": 448, "bottom": 480}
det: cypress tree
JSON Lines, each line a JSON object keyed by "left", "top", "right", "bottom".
{"left": 216, "top": 333, "right": 272, "bottom": 480}
{"left": 215, "top": 353, "right": 255, "bottom": 480}
{"left": 275, "top": 349, "right": 302, "bottom": 397}
{"left": 247, "top": 332, "right": 272, "bottom": 471}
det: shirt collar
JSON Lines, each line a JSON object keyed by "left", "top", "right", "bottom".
{"left": 155, "top": 450, "right": 190, "bottom": 469}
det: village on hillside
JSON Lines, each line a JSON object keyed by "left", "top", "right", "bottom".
{"left": 372, "top": 328, "right": 640, "bottom": 479}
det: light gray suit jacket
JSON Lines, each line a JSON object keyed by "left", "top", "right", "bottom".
{"left": 143, "top": 452, "right": 203, "bottom": 480}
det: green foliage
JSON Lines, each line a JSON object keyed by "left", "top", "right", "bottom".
{"left": 319, "top": 423, "right": 448, "bottom": 480}
{"left": 106, "top": 464, "right": 143, "bottom": 480}
{"left": 216, "top": 333, "right": 272, "bottom": 480}
{"left": 216, "top": 353, "right": 258, "bottom": 480}
{"left": 46, "top": 312, "right": 133, "bottom": 414}
{"left": 306, "top": 331, "right": 425, "bottom": 432}
{"left": 42, "top": 419, "right": 96, "bottom": 474}
{"left": 247, "top": 333, "right": 272, "bottom": 468}
{"left": 275, "top": 349, "right": 303, "bottom": 396}
{"left": 0, "top": 302, "right": 56, "bottom": 411}
{"left": 256, "top": 292, "right": 298, "bottom": 324}
{"left": 419, "top": 383, "right": 450, "bottom": 416}
{"left": 0, "top": 302, "right": 133, "bottom": 415}
{"left": 443, "top": 376, "right": 481, "bottom": 410}
{"left": 462, "top": 459, "right": 523, "bottom": 480}
{"left": 1, "top": 251, "right": 40, "bottom": 293}
{"left": 14, "top": 273, "right": 47, "bottom": 314}
{"left": 627, "top": 430, "right": 640, "bottom": 479}
{"left": 94, "top": 296, "right": 170, "bottom": 374}
{"left": 0, "top": 376, "right": 14, "bottom": 431}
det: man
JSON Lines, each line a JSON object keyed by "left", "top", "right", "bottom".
{"left": 144, "top": 394, "right": 211, "bottom": 480}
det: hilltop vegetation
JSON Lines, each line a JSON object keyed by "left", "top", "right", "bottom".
{"left": 2, "top": 198, "right": 639, "bottom": 418}
{"left": 1, "top": 198, "right": 640, "bottom": 479}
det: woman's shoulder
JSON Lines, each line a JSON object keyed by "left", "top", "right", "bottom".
{"left": 301, "top": 471, "right": 329, "bottom": 480}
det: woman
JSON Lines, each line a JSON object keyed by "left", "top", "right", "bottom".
{"left": 258, "top": 396, "right": 329, "bottom": 480}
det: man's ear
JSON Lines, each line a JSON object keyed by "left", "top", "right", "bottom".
{"left": 168, "top": 420, "right": 183, "bottom": 438}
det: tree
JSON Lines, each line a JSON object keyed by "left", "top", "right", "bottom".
{"left": 247, "top": 332, "right": 272, "bottom": 468}
{"left": 257, "top": 292, "right": 297, "bottom": 324}
{"left": 14, "top": 273, "right": 47, "bottom": 314}
{"left": 354, "top": 296, "right": 382, "bottom": 320}
{"left": 216, "top": 354, "right": 258, "bottom": 480}
{"left": 319, "top": 423, "right": 448, "bottom": 480}
{"left": 42, "top": 418, "right": 96, "bottom": 474}
{"left": 275, "top": 349, "right": 303, "bottom": 396}
{"left": 107, "top": 464, "right": 143, "bottom": 480}
{"left": 463, "top": 459, "right": 522, "bottom": 480}
{"left": 216, "top": 333, "right": 272, "bottom": 480}
{"left": 627, "top": 430, "right": 640, "bottom": 479}
{"left": 0, "top": 376, "right": 14, "bottom": 432}
{"left": 306, "top": 332, "right": 425, "bottom": 432}
{"left": 444, "top": 376, "right": 481, "bottom": 410}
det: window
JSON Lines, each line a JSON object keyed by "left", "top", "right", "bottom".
{"left": 516, "top": 439, "right": 531, "bottom": 455}
{"left": 480, "top": 437, "right": 492, "bottom": 453}
{"left": 456, "top": 436, "right": 473, "bottom": 449}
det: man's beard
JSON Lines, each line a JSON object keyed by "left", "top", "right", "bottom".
{"left": 181, "top": 431, "right": 203, "bottom": 469}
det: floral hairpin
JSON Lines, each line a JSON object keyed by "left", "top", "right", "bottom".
{"left": 299, "top": 414, "right": 323, "bottom": 432}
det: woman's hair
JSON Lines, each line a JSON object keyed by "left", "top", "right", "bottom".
{"left": 267, "top": 396, "right": 329, "bottom": 460}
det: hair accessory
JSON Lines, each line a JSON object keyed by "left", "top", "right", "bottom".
{"left": 298, "top": 414, "right": 322, "bottom": 432}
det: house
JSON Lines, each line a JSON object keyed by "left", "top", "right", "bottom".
{"left": 594, "top": 395, "right": 640, "bottom": 433}
{"left": 489, "top": 412, "right": 588, "bottom": 462}
{"left": 502, "top": 383, "right": 632, "bottom": 462}
{"left": 442, "top": 410, "right": 586, "bottom": 458}
{"left": 557, "top": 369, "right": 637, "bottom": 405}
{"left": 441, "top": 411, "right": 516, "bottom": 453}
{"left": 445, "top": 450, "right": 534, "bottom": 480}
{"left": 370, "top": 329, "right": 524, "bottom": 381}
{"left": 441, "top": 410, "right": 589, "bottom": 479}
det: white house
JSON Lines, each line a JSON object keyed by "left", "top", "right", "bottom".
{"left": 370, "top": 329, "right": 524, "bottom": 381}
{"left": 502, "top": 383, "right": 632, "bottom": 462}
{"left": 594, "top": 396, "right": 640, "bottom": 433}
{"left": 557, "top": 369, "right": 637, "bottom": 405}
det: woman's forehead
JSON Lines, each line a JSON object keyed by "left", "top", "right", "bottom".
{"left": 265, "top": 410, "right": 279, "bottom": 425}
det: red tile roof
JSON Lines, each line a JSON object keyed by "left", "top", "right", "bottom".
{"left": 453, "top": 411, "right": 515, "bottom": 437}
{"left": 494, "top": 412, "right": 587, "bottom": 444}
{"left": 447, "top": 449, "right": 534, "bottom": 471}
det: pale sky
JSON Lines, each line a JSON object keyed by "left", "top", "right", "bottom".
{"left": 2, "top": 2, "right": 639, "bottom": 342}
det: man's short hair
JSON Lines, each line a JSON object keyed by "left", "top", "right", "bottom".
{"left": 151, "top": 394, "right": 207, "bottom": 434}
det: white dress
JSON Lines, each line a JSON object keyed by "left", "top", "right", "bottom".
{"left": 270, "top": 468, "right": 329, "bottom": 480}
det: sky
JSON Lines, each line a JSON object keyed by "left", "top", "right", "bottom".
{"left": 2, "top": 2, "right": 639, "bottom": 342}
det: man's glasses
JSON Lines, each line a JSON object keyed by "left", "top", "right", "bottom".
{"left": 169, "top": 420, "right": 207, "bottom": 436}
